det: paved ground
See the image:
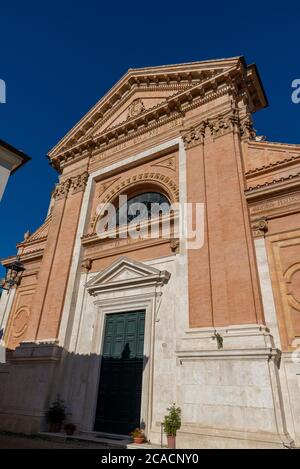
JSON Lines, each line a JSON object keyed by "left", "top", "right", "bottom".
{"left": 0, "top": 433, "right": 110, "bottom": 449}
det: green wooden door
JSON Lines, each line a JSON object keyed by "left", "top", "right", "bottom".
{"left": 94, "top": 311, "right": 145, "bottom": 435}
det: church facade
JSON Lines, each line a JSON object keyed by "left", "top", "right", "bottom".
{"left": 0, "top": 57, "right": 300, "bottom": 448}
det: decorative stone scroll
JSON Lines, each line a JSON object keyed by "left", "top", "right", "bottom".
{"left": 70, "top": 171, "right": 89, "bottom": 194}
{"left": 182, "top": 109, "right": 256, "bottom": 149}
{"left": 53, "top": 171, "right": 89, "bottom": 200}
{"left": 251, "top": 218, "right": 268, "bottom": 238}
{"left": 53, "top": 178, "right": 71, "bottom": 200}
{"left": 170, "top": 238, "right": 180, "bottom": 253}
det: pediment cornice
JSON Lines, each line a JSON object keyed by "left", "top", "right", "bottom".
{"left": 48, "top": 57, "right": 267, "bottom": 172}
{"left": 86, "top": 256, "right": 171, "bottom": 295}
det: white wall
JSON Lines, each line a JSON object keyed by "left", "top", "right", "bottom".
{"left": 0, "top": 164, "right": 10, "bottom": 201}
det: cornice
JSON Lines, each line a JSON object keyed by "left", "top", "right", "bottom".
{"left": 52, "top": 84, "right": 236, "bottom": 171}
{"left": 245, "top": 172, "right": 300, "bottom": 200}
{"left": 86, "top": 83, "right": 195, "bottom": 140}
{"left": 17, "top": 216, "right": 52, "bottom": 248}
{"left": 49, "top": 60, "right": 266, "bottom": 171}
{"left": 247, "top": 140, "right": 300, "bottom": 151}
{"left": 19, "top": 248, "right": 44, "bottom": 262}
{"left": 91, "top": 109, "right": 183, "bottom": 157}
{"left": 49, "top": 63, "right": 238, "bottom": 158}
{"left": 245, "top": 153, "right": 300, "bottom": 178}
{"left": 81, "top": 235, "right": 175, "bottom": 262}
{"left": 1, "top": 248, "right": 44, "bottom": 267}
{"left": 17, "top": 236, "right": 47, "bottom": 249}
{"left": 80, "top": 71, "right": 235, "bottom": 143}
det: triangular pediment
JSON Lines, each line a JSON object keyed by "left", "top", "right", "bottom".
{"left": 48, "top": 57, "right": 256, "bottom": 160}
{"left": 91, "top": 91, "right": 174, "bottom": 137}
{"left": 86, "top": 256, "right": 170, "bottom": 294}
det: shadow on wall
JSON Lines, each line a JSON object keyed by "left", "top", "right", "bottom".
{"left": 0, "top": 341, "right": 148, "bottom": 436}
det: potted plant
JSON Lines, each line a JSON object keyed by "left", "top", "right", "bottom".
{"left": 64, "top": 423, "right": 76, "bottom": 436}
{"left": 162, "top": 403, "right": 181, "bottom": 449}
{"left": 45, "top": 395, "right": 66, "bottom": 433}
{"left": 130, "top": 428, "right": 145, "bottom": 444}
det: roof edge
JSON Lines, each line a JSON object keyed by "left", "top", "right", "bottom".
{"left": 0, "top": 139, "right": 31, "bottom": 173}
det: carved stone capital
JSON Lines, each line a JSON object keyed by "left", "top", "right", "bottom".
{"left": 251, "top": 217, "right": 268, "bottom": 238}
{"left": 182, "top": 109, "right": 256, "bottom": 149}
{"left": 53, "top": 178, "right": 71, "bottom": 200}
{"left": 53, "top": 171, "right": 89, "bottom": 199}
{"left": 240, "top": 114, "right": 256, "bottom": 139}
{"left": 182, "top": 121, "right": 206, "bottom": 149}
{"left": 70, "top": 171, "right": 89, "bottom": 194}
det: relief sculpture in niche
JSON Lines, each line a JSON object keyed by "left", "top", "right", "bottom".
{"left": 285, "top": 263, "right": 300, "bottom": 311}
{"left": 151, "top": 156, "right": 176, "bottom": 172}
{"left": 127, "top": 98, "right": 145, "bottom": 118}
{"left": 12, "top": 306, "right": 30, "bottom": 338}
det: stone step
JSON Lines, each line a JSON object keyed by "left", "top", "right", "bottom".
{"left": 38, "top": 431, "right": 127, "bottom": 448}
{"left": 127, "top": 442, "right": 165, "bottom": 449}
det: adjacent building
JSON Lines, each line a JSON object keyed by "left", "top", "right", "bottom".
{"left": 0, "top": 139, "right": 30, "bottom": 201}
{"left": 0, "top": 57, "right": 299, "bottom": 448}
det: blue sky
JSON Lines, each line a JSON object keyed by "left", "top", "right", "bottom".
{"left": 0, "top": 1, "right": 299, "bottom": 277}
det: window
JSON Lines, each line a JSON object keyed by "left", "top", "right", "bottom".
{"left": 116, "top": 192, "right": 170, "bottom": 226}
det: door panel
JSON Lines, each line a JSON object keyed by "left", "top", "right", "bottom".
{"left": 94, "top": 311, "right": 145, "bottom": 435}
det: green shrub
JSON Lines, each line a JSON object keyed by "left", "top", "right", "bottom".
{"left": 162, "top": 403, "right": 181, "bottom": 437}
{"left": 45, "top": 395, "right": 66, "bottom": 423}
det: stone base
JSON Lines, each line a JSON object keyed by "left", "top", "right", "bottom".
{"left": 177, "top": 425, "right": 293, "bottom": 449}
{"left": 0, "top": 412, "right": 43, "bottom": 434}
{"left": 148, "top": 325, "right": 296, "bottom": 449}
{"left": 0, "top": 342, "right": 62, "bottom": 434}
{"left": 0, "top": 327, "right": 299, "bottom": 449}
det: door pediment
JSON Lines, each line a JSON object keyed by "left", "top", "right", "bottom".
{"left": 86, "top": 256, "right": 170, "bottom": 294}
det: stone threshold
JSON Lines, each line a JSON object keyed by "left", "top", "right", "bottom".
{"left": 39, "top": 432, "right": 165, "bottom": 450}
{"left": 127, "top": 443, "right": 165, "bottom": 449}
{"left": 38, "top": 431, "right": 127, "bottom": 448}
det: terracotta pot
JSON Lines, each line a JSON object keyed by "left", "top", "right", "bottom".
{"left": 49, "top": 422, "right": 62, "bottom": 433}
{"left": 167, "top": 435, "right": 176, "bottom": 449}
{"left": 133, "top": 437, "right": 144, "bottom": 444}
